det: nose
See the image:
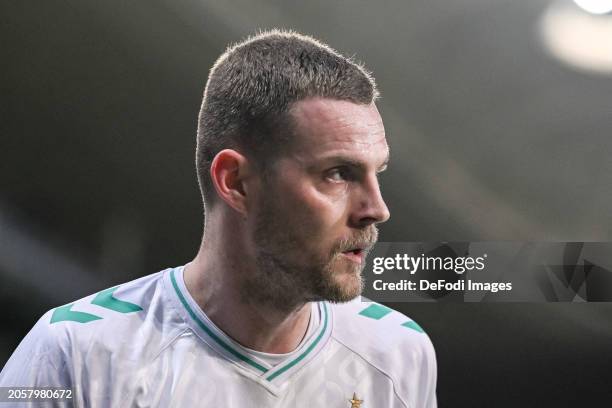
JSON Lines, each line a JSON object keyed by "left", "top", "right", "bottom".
{"left": 350, "top": 174, "right": 390, "bottom": 228}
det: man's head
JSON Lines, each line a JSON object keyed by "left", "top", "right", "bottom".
{"left": 197, "top": 29, "right": 378, "bottom": 209}
{"left": 196, "top": 30, "right": 389, "bottom": 308}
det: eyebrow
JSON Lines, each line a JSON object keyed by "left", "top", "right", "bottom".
{"left": 318, "top": 151, "right": 390, "bottom": 171}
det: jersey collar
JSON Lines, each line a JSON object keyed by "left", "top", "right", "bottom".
{"left": 166, "top": 266, "right": 333, "bottom": 388}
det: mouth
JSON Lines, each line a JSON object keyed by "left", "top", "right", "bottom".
{"left": 340, "top": 246, "right": 368, "bottom": 264}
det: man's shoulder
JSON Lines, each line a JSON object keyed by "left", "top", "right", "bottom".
{"left": 0, "top": 267, "right": 188, "bottom": 388}
{"left": 32, "top": 268, "right": 182, "bottom": 358}
{"left": 329, "top": 298, "right": 435, "bottom": 371}
{"left": 49, "top": 269, "right": 165, "bottom": 325}
{"left": 328, "top": 299, "right": 437, "bottom": 407}
{"left": 331, "top": 298, "right": 431, "bottom": 338}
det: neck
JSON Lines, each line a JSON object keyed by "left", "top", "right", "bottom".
{"left": 184, "top": 236, "right": 312, "bottom": 354}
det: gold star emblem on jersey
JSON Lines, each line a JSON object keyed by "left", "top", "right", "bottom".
{"left": 349, "top": 392, "right": 363, "bottom": 408}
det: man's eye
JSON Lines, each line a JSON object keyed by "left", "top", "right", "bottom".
{"left": 326, "top": 167, "right": 352, "bottom": 182}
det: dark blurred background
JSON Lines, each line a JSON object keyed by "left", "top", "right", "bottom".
{"left": 2, "top": 0, "right": 612, "bottom": 406}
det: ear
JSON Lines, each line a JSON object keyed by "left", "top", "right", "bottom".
{"left": 210, "top": 149, "right": 252, "bottom": 215}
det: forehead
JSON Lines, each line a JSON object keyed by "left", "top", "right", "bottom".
{"left": 287, "top": 98, "right": 388, "bottom": 162}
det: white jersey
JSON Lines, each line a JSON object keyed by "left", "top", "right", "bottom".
{"left": 1, "top": 266, "right": 437, "bottom": 408}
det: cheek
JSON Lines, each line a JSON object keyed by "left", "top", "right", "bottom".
{"left": 289, "top": 183, "right": 349, "bottom": 232}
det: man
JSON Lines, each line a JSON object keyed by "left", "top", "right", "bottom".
{"left": 1, "top": 30, "right": 437, "bottom": 407}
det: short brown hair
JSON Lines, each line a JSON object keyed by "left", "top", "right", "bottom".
{"left": 196, "top": 29, "right": 379, "bottom": 209}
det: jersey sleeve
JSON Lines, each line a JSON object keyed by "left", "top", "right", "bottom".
{"left": 0, "top": 310, "right": 73, "bottom": 390}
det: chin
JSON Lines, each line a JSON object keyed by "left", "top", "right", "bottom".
{"left": 317, "top": 266, "right": 363, "bottom": 303}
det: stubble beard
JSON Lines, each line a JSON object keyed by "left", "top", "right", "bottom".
{"left": 241, "top": 197, "right": 378, "bottom": 313}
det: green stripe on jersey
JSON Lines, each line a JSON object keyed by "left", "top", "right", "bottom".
{"left": 401, "top": 320, "right": 425, "bottom": 333}
{"left": 358, "top": 303, "right": 392, "bottom": 320}
{"left": 92, "top": 286, "right": 143, "bottom": 313}
{"left": 51, "top": 303, "right": 102, "bottom": 324}
{"left": 50, "top": 285, "right": 142, "bottom": 324}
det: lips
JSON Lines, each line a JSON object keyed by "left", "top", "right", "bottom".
{"left": 340, "top": 245, "right": 371, "bottom": 264}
